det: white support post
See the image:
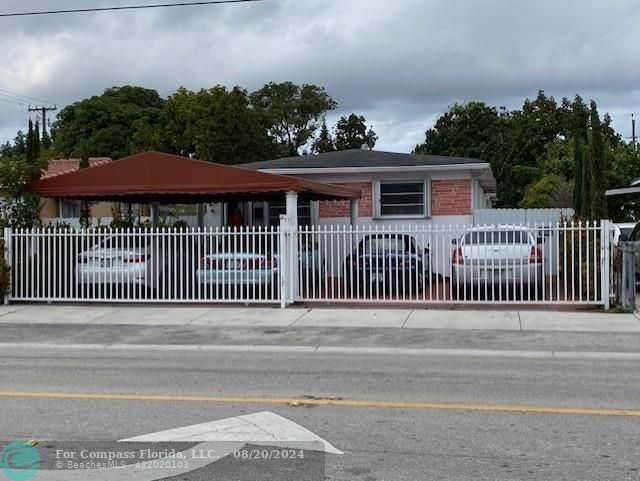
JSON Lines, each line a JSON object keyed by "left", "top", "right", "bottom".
{"left": 600, "top": 219, "right": 611, "bottom": 310}
{"left": 196, "top": 204, "right": 205, "bottom": 229}
{"left": 151, "top": 203, "right": 160, "bottom": 228}
{"left": 350, "top": 199, "right": 359, "bottom": 227}
{"left": 279, "top": 214, "right": 291, "bottom": 308}
{"left": 350, "top": 198, "right": 359, "bottom": 251}
{"left": 3, "top": 227, "right": 11, "bottom": 305}
{"left": 286, "top": 192, "right": 299, "bottom": 304}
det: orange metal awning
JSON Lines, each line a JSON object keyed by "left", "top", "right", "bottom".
{"left": 27, "top": 151, "right": 359, "bottom": 203}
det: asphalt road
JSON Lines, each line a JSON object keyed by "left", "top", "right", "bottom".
{"left": 1, "top": 324, "right": 640, "bottom": 480}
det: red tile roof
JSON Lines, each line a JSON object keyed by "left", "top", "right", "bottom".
{"left": 42, "top": 158, "right": 112, "bottom": 179}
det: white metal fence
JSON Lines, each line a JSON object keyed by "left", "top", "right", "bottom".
{"left": 3, "top": 220, "right": 612, "bottom": 308}
{"left": 6, "top": 226, "right": 282, "bottom": 304}
{"left": 296, "top": 222, "right": 610, "bottom": 307}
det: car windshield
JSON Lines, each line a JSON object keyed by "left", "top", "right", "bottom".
{"left": 97, "top": 236, "right": 148, "bottom": 249}
{"left": 464, "top": 230, "right": 530, "bottom": 245}
{"left": 218, "top": 237, "right": 275, "bottom": 254}
{"left": 619, "top": 227, "right": 634, "bottom": 242}
{"left": 362, "top": 236, "right": 407, "bottom": 253}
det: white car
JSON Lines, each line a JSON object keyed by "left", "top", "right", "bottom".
{"left": 451, "top": 226, "right": 544, "bottom": 299}
{"left": 76, "top": 235, "right": 166, "bottom": 293}
{"left": 196, "top": 239, "right": 323, "bottom": 292}
{"left": 613, "top": 222, "right": 636, "bottom": 245}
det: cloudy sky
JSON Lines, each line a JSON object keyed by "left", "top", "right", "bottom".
{"left": 1, "top": 0, "right": 640, "bottom": 153}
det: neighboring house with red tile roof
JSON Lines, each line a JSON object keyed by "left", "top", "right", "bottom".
{"left": 41, "top": 158, "right": 112, "bottom": 179}
{"left": 39, "top": 158, "right": 115, "bottom": 224}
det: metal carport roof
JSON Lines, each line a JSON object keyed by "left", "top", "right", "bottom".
{"left": 26, "top": 151, "right": 360, "bottom": 203}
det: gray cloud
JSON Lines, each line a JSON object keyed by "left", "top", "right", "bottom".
{"left": 1, "top": 0, "right": 640, "bottom": 152}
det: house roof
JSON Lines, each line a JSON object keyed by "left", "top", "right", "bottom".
{"left": 606, "top": 186, "right": 640, "bottom": 197}
{"left": 42, "top": 157, "right": 112, "bottom": 179}
{"left": 27, "top": 151, "right": 360, "bottom": 203}
{"left": 238, "top": 149, "right": 488, "bottom": 170}
{"left": 239, "top": 149, "right": 496, "bottom": 193}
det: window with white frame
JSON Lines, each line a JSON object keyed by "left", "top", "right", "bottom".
{"left": 58, "top": 199, "right": 81, "bottom": 218}
{"left": 375, "top": 180, "right": 429, "bottom": 218}
{"left": 268, "top": 200, "right": 312, "bottom": 226}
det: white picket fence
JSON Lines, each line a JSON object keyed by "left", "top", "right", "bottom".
{"left": 3, "top": 219, "right": 613, "bottom": 308}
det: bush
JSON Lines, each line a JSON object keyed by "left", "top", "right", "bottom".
{"left": 0, "top": 239, "right": 10, "bottom": 299}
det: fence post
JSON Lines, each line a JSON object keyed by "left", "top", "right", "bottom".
{"left": 3, "top": 227, "right": 12, "bottom": 305}
{"left": 279, "top": 214, "right": 291, "bottom": 308}
{"left": 620, "top": 243, "right": 636, "bottom": 311}
{"left": 600, "top": 219, "right": 611, "bottom": 310}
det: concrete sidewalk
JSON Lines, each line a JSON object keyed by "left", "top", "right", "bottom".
{"left": 0, "top": 305, "right": 639, "bottom": 333}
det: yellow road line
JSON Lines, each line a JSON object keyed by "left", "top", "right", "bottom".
{"left": 0, "top": 390, "right": 638, "bottom": 417}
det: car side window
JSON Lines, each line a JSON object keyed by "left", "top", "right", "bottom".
{"left": 409, "top": 237, "right": 417, "bottom": 254}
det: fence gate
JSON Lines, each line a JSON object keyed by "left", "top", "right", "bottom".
{"left": 293, "top": 221, "right": 611, "bottom": 308}
{"left": 4, "top": 221, "right": 613, "bottom": 309}
{"left": 5, "top": 226, "right": 283, "bottom": 305}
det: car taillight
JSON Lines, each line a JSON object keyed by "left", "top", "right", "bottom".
{"left": 529, "top": 246, "right": 543, "bottom": 264}
{"left": 124, "top": 255, "right": 147, "bottom": 263}
{"left": 245, "top": 258, "right": 258, "bottom": 269}
{"left": 200, "top": 257, "right": 216, "bottom": 268}
{"left": 259, "top": 256, "right": 276, "bottom": 269}
{"left": 398, "top": 258, "right": 412, "bottom": 268}
{"left": 452, "top": 246, "right": 464, "bottom": 265}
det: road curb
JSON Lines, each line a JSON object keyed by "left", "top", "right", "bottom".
{"left": 1, "top": 342, "right": 640, "bottom": 361}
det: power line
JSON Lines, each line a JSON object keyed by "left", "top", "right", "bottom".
{"left": 0, "top": 96, "right": 25, "bottom": 106}
{"left": 0, "top": 88, "right": 57, "bottom": 105}
{"left": 0, "top": 91, "right": 30, "bottom": 105}
{"left": 0, "top": 0, "right": 265, "bottom": 17}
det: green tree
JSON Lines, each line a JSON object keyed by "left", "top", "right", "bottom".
{"left": 0, "top": 134, "right": 41, "bottom": 228}
{"left": 414, "top": 92, "right": 613, "bottom": 209}
{"left": 607, "top": 142, "right": 640, "bottom": 221}
{"left": 414, "top": 101, "right": 503, "bottom": 159}
{"left": 334, "top": 114, "right": 376, "bottom": 150}
{"left": 521, "top": 175, "right": 573, "bottom": 209}
{"left": 78, "top": 143, "right": 91, "bottom": 228}
{"left": 414, "top": 101, "right": 513, "bottom": 201}
{"left": 52, "top": 86, "right": 165, "bottom": 159}
{"left": 129, "top": 119, "right": 163, "bottom": 154}
{"left": 250, "top": 82, "right": 337, "bottom": 156}
{"left": 160, "top": 86, "right": 276, "bottom": 164}
{"left": 41, "top": 121, "right": 52, "bottom": 149}
{"left": 25, "top": 120, "right": 43, "bottom": 181}
{"left": 11, "top": 131, "right": 26, "bottom": 156}
{"left": 564, "top": 95, "right": 591, "bottom": 217}
{"left": 589, "top": 101, "right": 607, "bottom": 219}
{"left": 312, "top": 120, "right": 335, "bottom": 153}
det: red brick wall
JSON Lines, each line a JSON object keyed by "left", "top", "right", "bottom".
{"left": 431, "top": 179, "right": 472, "bottom": 216}
{"left": 319, "top": 182, "right": 373, "bottom": 218}
{"left": 318, "top": 179, "right": 472, "bottom": 218}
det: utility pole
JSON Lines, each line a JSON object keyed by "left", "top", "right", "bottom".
{"left": 633, "top": 114, "right": 637, "bottom": 148}
{"left": 28, "top": 104, "right": 57, "bottom": 137}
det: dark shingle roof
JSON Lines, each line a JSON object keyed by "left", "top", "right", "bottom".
{"left": 239, "top": 149, "right": 487, "bottom": 170}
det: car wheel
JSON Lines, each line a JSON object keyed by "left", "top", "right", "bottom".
{"left": 414, "top": 274, "right": 424, "bottom": 295}
{"left": 528, "top": 284, "right": 543, "bottom": 301}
